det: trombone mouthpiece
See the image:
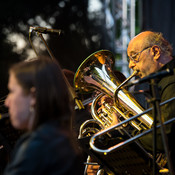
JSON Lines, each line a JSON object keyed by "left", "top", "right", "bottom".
{"left": 132, "top": 70, "right": 139, "bottom": 77}
{"left": 126, "top": 70, "right": 138, "bottom": 82}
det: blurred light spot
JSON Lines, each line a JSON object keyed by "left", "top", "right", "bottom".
{"left": 7, "top": 33, "right": 27, "bottom": 54}
{"left": 88, "top": 0, "right": 102, "bottom": 13}
{"left": 91, "top": 34, "right": 100, "bottom": 42}
{"left": 28, "top": 18, "right": 35, "bottom": 25}
{"left": 49, "top": 17, "right": 56, "bottom": 24}
{"left": 70, "top": 24, "right": 76, "bottom": 31}
{"left": 58, "top": 1, "right": 65, "bottom": 8}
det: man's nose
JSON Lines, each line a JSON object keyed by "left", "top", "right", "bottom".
{"left": 128, "top": 60, "right": 136, "bottom": 69}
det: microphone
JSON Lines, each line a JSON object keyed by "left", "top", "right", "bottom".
{"left": 124, "top": 68, "right": 174, "bottom": 88}
{"left": 29, "top": 26, "right": 62, "bottom": 35}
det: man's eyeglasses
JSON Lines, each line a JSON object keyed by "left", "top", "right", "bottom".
{"left": 128, "top": 46, "right": 152, "bottom": 63}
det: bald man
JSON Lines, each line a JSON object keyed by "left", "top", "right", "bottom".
{"left": 127, "top": 31, "right": 173, "bottom": 78}
{"left": 127, "top": 31, "right": 175, "bottom": 171}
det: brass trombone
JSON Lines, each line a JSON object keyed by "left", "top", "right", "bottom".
{"left": 89, "top": 97, "right": 175, "bottom": 154}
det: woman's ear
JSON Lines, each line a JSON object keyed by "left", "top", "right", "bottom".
{"left": 30, "top": 87, "right": 36, "bottom": 106}
{"left": 151, "top": 45, "right": 161, "bottom": 60}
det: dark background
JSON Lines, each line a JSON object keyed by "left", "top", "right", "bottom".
{"left": 142, "top": 0, "right": 175, "bottom": 51}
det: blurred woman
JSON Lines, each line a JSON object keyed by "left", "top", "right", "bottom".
{"left": 4, "top": 56, "right": 82, "bottom": 175}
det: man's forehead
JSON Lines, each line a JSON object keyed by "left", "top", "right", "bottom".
{"left": 128, "top": 37, "right": 145, "bottom": 53}
{"left": 128, "top": 41, "right": 140, "bottom": 53}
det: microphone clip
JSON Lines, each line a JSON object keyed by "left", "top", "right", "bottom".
{"left": 29, "top": 26, "right": 62, "bottom": 35}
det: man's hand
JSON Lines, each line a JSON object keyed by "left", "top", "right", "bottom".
{"left": 86, "top": 164, "right": 100, "bottom": 175}
{"left": 98, "top": 95, "right": 120, "bottom": 126}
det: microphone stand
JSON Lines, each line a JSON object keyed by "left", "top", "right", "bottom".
{"left": 149, "top": 79, "right": 173, "bottom": 175}
{"left": 37, "top": 33, "right": 55, "bottom": 61}
{"left": 38, "top": 33, "right": 84, "bottom": 110}
{"left": 29, "top": 30, "right": 84, "bottom": 110}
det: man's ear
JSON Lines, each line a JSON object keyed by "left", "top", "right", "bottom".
{"left": 151, "top": 45, "right": 161, "bottom": 60}
{"left": 30, "top": 87, "right": 36, "bottom": 106}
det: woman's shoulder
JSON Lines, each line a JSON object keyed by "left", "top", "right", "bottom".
{"left": 13, "top": 122, "right": 73, "bottom": 157}
{"left": 6, "top": 123, "right": 78, "bottom": 173}
{"left": 31, "top": 122, "right": 70, "bottom": 142}
{"left": 4, "top": 131, "right": 81, "bottom": 175}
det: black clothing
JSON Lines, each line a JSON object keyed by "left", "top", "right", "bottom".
{"left": 3, "top": 122, "right": 82, "bottom": 175}
{"left": 139, "top": 58, "right": 175, "bottom": 169}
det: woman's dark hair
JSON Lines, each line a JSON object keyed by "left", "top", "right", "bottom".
{"left": 9, "top": 56, "right": 72, "bottom": 130}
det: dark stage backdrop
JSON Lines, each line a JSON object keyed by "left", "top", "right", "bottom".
{"left": 142, "top": 0, "right": 175, "bottom": 55}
